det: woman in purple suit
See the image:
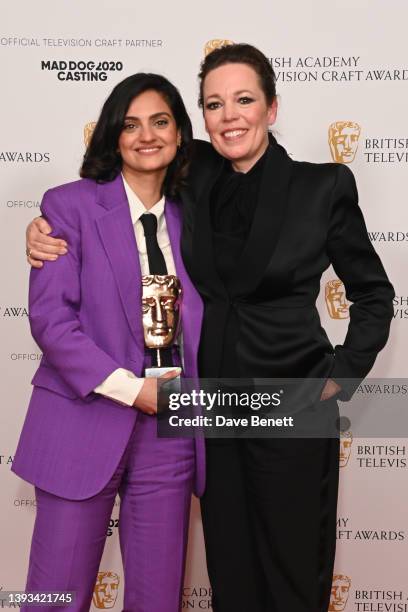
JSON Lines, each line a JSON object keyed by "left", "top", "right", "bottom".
{"left": 13, "top": 74, "right": 205, "bottom": 612}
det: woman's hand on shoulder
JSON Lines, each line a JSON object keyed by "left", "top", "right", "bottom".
{"left": 133, "top": 369, "right": 182, "bottom": 415}
{"left": 26, "top": 217, "right": 68, "bottom": 268}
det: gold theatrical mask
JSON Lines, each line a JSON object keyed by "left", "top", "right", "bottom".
{"left": 142, "top": 275, "right": 182, "bottom": 351}
{"left": 329, "top": 575, "right": 352, "bottom": 611}
{"left": 328, "top": 121, "right": 361, "bottom": 164}
{"left": 325, "top": 280, "right": 350, "bottom": 320}
{"left": 93, "top": 571, "right": 120, "bottom": 609}
{"left": 204, "top": 39, "right": 235, "bottom": 56}
{"left": 84, "top": 121, "right": 96, "bottom": 148}
{"left": 339, "top": 430, "right": 353, "bottom": 467}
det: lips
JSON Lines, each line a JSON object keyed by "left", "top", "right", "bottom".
{"left": 221, "top": 129, "right": 248, "bottom": 141}
{"left": 136, "top": 146, "right": 162, "bottom": 154}
{"left": 152, "top": 325, "right": 170, "bottom": 336}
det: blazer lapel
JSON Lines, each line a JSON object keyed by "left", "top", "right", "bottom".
{"left": 166, "top": 199, "right": 203, "bottom": 378}
{"left": 228, "top": 139, "right": 293, "bottom": 297}
{"left": 95, "top": 175, "right": 144, "bottom": 348}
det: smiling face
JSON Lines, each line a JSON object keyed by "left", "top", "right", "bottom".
{"left": 202, "top": 62, "right": 277, "bottom": 173}
{"left": 118, "top": 89, "right": 180, "bottom": 181}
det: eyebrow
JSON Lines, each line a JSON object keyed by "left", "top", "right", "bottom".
{"left": 205, "top": 90, "right": 255, "bottom": 99}
{"left": 124, "top": 112, "right": 172, "bottom": 120}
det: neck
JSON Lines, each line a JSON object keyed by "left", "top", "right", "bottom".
{"left": 122, "top": 167, "right": 166, "bottom": 209}
{"left": 231, "top": 140, "right": 269, "bottom": 174}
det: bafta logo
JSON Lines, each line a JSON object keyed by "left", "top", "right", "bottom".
{"left": 93, "top": 571, "right": 120, "bottom": 609}
{"left": 329, "top": 575, "right": 351, "bottom": 611}
{"left": 328, "top": 121, "right": 361, "bottom": 163}
{"left": 142, "top": 275, "right": 182, "bottom": 350}
{"left": 204, "top": 39, "right": 234, "bottom": 56}
{"left": 340, "top": 430, "right": 353, "bottom": 467}
{"left": 325, "top": 280, "right": 350, "bottom": 320}
{"left": 84, "top": 121, "right": 97, "bottom": 148}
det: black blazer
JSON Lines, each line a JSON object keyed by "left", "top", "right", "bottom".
{"left": 181, "top": 136, "right": 394, "bottom": 399}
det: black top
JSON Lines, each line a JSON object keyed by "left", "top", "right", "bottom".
{"left": 210, "top": 149, "right": 267, "bottom": 286}
{"left": 199, "top": 149, "right": 268, "bottom": 378}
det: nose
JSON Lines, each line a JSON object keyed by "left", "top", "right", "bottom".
{"left": 222, "top": 100, "right": 239, "bottom": 122}
{"left": 153, "top": 297, "right": 166, "bottom": 326}
{"left": 343, "top": 136, "right": 352, "bottom": 151}
{"left": 139, "top": 123, "right": 155, "bottom": 142}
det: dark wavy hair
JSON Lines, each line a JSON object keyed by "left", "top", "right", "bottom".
{"left": 198, "top": 43, "right": 277, "bottom": 108}
{"left": 80, "top": 73, "right": 193, "bottom": 197}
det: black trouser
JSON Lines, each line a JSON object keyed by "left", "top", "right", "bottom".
{"left": 201, "top": 433, "right": 339, "bottom": 612}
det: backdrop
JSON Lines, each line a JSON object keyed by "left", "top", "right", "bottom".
{"left": 1, "top": 1, "right": 407, "bottom": 610}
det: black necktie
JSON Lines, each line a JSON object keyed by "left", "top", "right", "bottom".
{"left": 139, "top": 214, "right": 168, "bottom": 275}
{"left": 139, "top": 213, "right": 173, "bottom": 367}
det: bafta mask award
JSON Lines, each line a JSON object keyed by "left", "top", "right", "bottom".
{"left": 142, "top": 274, "right": 182, "bottom": 378}
{"left": 328, "top": 121, "right": 361, "bottom": 164}
{"left": 325, "top": 279, "right": 350, "bottom": 320}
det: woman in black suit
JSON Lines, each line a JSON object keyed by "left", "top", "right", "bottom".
{"left": 26, "top": 44, "right": 394, "bottom": 612}
{"left": 181, "top": 44, "right": 393, "bottom": 612}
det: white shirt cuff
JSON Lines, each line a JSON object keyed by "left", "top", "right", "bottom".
{"left": 94, "top": 368, "right": 144, "bottom": 406}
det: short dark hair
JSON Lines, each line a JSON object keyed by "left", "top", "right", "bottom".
{"left": 80, "top": 73, "right": 193, "bottom": 198}
{"left": 198, "top": 43, "right": 276, "bottom": 108}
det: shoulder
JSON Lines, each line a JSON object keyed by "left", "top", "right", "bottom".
{"left": 291, "top": 159, "right": 356, "bottom": 194}
{"left": 190, "top": 138, "right": 221, "bottom": 168}
{"left": 268, "top": 135, "right": 355, "bottom": 192}
{"left": 44, "top": 178, "right": 96, "bottom": 204}
{"left": 191, "top": 138, "right": 215, "bottom": 157}
{"left": 41, "top": 178, "right": 97, "bottom": 228}
{"left": 292, "top": 158, "right": 345, "bottom": 178}
{"left": 186, "top": 139, "right": 222, "bottom": 192}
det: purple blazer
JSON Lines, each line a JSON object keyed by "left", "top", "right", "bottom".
{"left": 12, "top": 175, "right": 205, "bottom": 500}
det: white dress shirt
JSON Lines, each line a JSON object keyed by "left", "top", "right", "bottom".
{"left": 94, "top": 175, "right": 178, "bottom": 406}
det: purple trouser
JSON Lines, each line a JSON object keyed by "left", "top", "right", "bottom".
{"left": 23, "top": 412, "right": 195, "bottom": 612}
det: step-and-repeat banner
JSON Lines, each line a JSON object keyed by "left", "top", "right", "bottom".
{"left": 1, "top": 1, "right": 407, "bottom": 609}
